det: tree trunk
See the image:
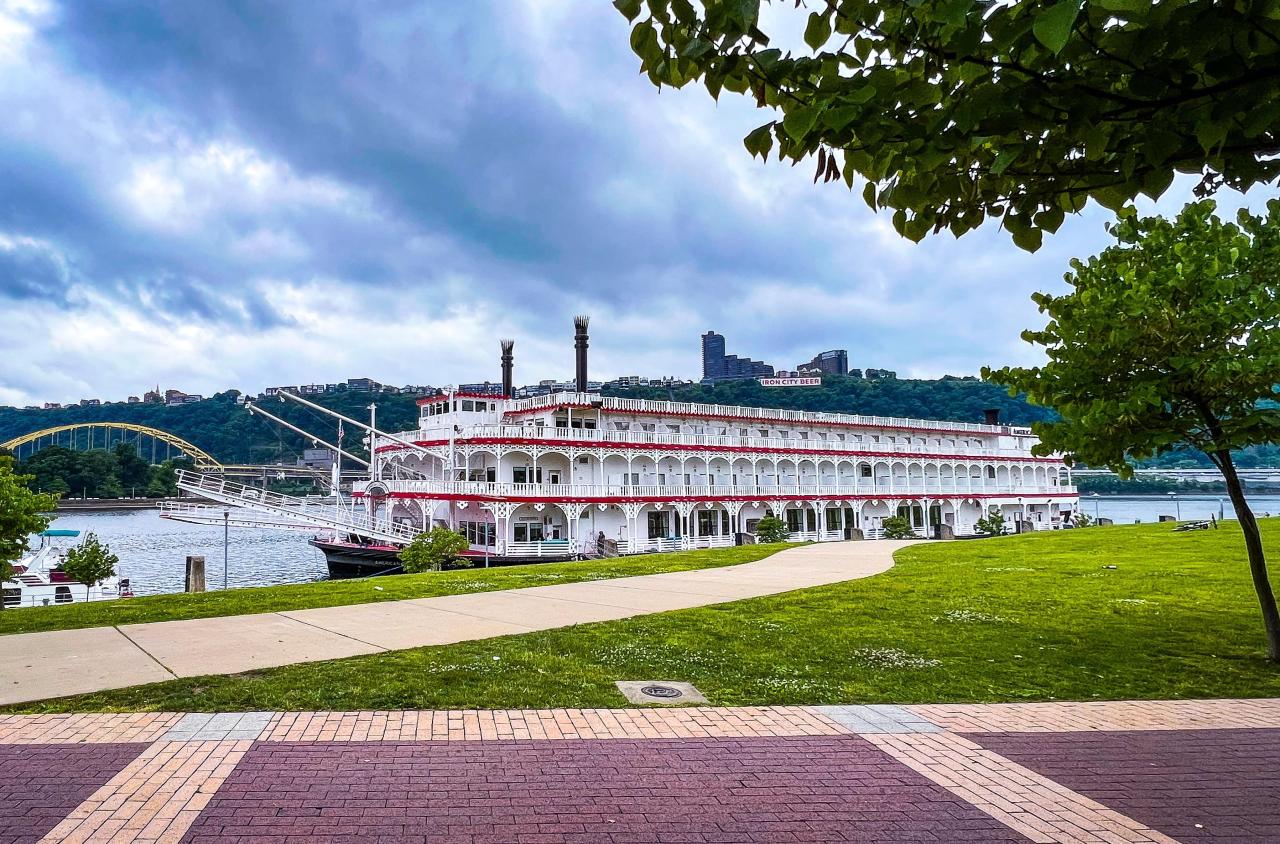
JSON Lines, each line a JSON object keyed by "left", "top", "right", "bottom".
{"left": 1217, "top": 450, "right": 1280, "bottom": 662}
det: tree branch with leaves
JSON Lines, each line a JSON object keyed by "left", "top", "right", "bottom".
{"left": 615, "top": 0, "right": 1280, "bottom": 250}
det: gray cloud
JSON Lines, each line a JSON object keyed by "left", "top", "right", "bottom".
{"left": 0, "top": 0, "right": 1251, "bottom": 406}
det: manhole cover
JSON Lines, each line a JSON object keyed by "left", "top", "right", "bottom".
{"left": 640, "top": 685, "right": 683, "bottom": 699}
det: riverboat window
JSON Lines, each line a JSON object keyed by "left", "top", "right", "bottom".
{"left": 860, "top": 465, "right": 873, "bottom": 477}
{"left": 462, "top": 400, "right": 475, "bottom": 411}
{"left": 798, "top": 432, "right": 809, "bottom": 440}
{"left": 739, "top": 428, "right": 749, "bottom": 437}
{"left": 758, "top": 429, "right": 769, "bottom": 437}
{"left": 817, "top": 432, "right": 827, "bottom": 441}
{"left": 513, "top": 522, "right": 544, "bottom": 542}
{"left": 640, "top": 423, "right": 655, "bottom": 432}
{"left": 777, "top": 430, "right": 789, "bottom": 439}
{"left": 666, "top": 424, "right": 680, "bottom": 433}
{"left": 467, "top": 468, "right": 496, "bottom": 482}
{"left": 2, "top": 588, "right": 19, "bottom": 608}
{"left": 54, "top": 586, "right": 72, "bottom": 604}
{"left": 512, "top": 467, "right": 543, "bottom": 484}
{"left": 647, "top": 511, "right": 671, "bottom": 539}
{"left": 459, "top": 520, "right": 495, "bottom": 547}
{"left": 987, "top": 466, "right": 996, "bottom": 478}
{"left": 613, "top": 422, "right": 630, "bottom": 431}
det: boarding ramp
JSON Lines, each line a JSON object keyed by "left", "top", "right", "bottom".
{"left": 174, "top": 470, "right": 417, "bottom": 545}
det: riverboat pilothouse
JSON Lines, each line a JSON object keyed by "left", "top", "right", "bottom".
{"left": 171, "top": 318, "right": 1078, "bottom": 577}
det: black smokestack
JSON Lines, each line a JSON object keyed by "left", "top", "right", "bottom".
{"left": 574, "top": 315, "right": 590, "bottom": 393}
{"left": 983, "top": 408, "right": 1000, "bottom": 426}
{"left": 500, "top": 339, "right": 514, "bottom": 397}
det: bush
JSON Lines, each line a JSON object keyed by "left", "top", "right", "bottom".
{"left": 976, "top": 512, "right": 1008, "bottom": 536}
{"left": 1072, "top": 512, "right": 1094, "bottom": 528}
{"left": 399, "top": 526, "right": 470, "bottom": 573}
{"left": 755, "top": 515, "right": 788, "bottom": 543}
{"left": 882, "top": 515, "right": 916, "bottom": 539}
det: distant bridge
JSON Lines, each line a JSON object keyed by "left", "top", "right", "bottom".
{"left": 1, "top": 423, "right": 221, "bottom": 470}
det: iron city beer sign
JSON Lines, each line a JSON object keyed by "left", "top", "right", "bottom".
{"left": 758, "top": 376, "right": 822, "bottom": 387}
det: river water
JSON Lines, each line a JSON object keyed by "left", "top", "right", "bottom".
{"left": 43, "top": 509, "right": 328, "bottom": 596}
{"left": 39, "top": 493, "right": 1280, "bottom": 596}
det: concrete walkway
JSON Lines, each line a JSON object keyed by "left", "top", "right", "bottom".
{"left": 7, "top": 698, "right": 1280, "bottom": 843}
{"left": 0, "top": 540, "right": 915, "bottom": 706}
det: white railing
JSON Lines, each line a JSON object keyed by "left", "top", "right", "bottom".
{"left": 388, "top": 422, "right": 1054, "bottom": 462}
{"left": 502, "top": 540, "right": 575, "bottom": 557}
{"left": 356, "top": 479, "right": 1077, "bottom": 500}
{"left": 176, "top": 470, "right": 418, "bottom": 545}
{"left": 501, "top": 392, "right": 1027, "bottom": 436}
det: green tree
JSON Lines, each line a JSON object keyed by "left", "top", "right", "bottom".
{"left": 112, "top": 443, "right": 151, "bottom": 495}
{"left": 399, "top": 527, "right": 470, "bottom": 573}
{"left": 881, "top": 515, "right": 916, "bottom": 539}
{"left": 0, "top": 456, "right": 58, "bottom": 588}
{"left": 615, "top": 1, "right": 1280, "bottom": 250}
{"left": 754, "top": 514, "right": 788, "bottom": 542}
{"left": 975, "top": 512, "right": 1008, "bottom": 536}
{"left": 61, "top": 533, "right": 119, "bottom": 601}
{"left": 988, "top": 200, "right": 1280, "bottom": 659}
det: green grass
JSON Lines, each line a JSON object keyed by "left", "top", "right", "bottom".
{"left": 0, "top": 544, "right": 794, "bottom": 636}
{"left": 9, "top": 521, "right": 1280, "bottom": 713}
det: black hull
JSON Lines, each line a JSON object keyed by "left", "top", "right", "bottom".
{"left": 310, "top": 540, "right": 404, "bottom": 578}
{"left": 310, "top": 539, "right": 580, "bottom": 578}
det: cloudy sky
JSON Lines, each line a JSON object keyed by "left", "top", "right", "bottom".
{"left": 0, "top": 0, "right": 1261, "bottom": 407}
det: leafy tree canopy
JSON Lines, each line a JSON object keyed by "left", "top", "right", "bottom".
{"left": 754, "top": 514, "right": 788, "bottom": 542}
{"left": 616, "top": 0, "right": 1280, "bottom": 250}
{"left": 0, "top": 456, "right": 58, "bottom": 584}
{"left": 988, "top": 200, "right": 1280, "bottom": 470}
{"left": 399, "top": 527, "right": 471, "bottom": 573}
{"left": 61, "top": 533, "right": 119, "bottom": 600}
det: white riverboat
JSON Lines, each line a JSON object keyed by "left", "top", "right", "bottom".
{"left": 3, "top": 530, "right": 132, "bottom": 608}
{"left": 170, "top": 318, "right": 1079, "bottom": 577}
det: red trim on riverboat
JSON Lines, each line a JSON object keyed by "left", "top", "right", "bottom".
{"left": 500, "top": 403, "right": 1015, "bottom": 437}
{"left": 354, "top": 491, "right": 1068, "bottom": 505}
{"left": 375, "top": 436, "right": 1064, "bottom": 463}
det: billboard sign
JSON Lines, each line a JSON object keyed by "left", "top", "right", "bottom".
{"left": 759, "top": 376, "right": 822, "bottom": 387}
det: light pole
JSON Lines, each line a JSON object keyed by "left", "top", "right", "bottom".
{"left": 1168, "top": 491, "right": 1180, "bottom": 521}
{"left": 1091, "top": 492, "right": 1100, "bottom": 521}
{"left": 223, "top": 509, "right": 230, "bottom": 590}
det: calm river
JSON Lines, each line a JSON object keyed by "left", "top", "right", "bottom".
{"left": 39, "top": 493, "right": 1280, "bottom": 596}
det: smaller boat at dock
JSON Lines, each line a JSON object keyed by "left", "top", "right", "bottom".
{"left": 2, "top": 530, "right": 132, "bottom": 609}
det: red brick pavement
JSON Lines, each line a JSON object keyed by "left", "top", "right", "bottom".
{"left": 971, "top": 728, "right": 1280, "bottom": 843}
{"left": 181, "top": 736, "right": 1031, "bottom": 844}
{"left": 0, "top": 743, "right": 147, "bottom": 844}
{"left": 8, "top": 703, "right": 1280, "bottom": 843}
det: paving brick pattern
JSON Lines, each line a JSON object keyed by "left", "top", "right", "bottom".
{"left": 911, "top": 699, "right": 1280, "bottom": 734}
{"left": 868, "top": 731, "right": 1178, "bottom": 844}
{"left": 260, "top": 705, "right": 846, "bottom": 742}
{"left": 0, "top": 713, "right": 183, "bottom": 744}
{"left": 0, "top": 743, "right": 146, "bottom": 844}
{"left": 39, "top": 740, "right": 251, "bottom": 844}
{"left": 7, "top": 701, "right": 1280, "bottom": 843}
{"left": 973, "top": 728, "right": 1280, "bottom": 843}
{"left": 182, "top": 736, "right": 1032, "bottom": 844}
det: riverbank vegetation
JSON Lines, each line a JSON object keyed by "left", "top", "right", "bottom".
{"left": 0, "top": 543, "right": 792, "bottom": 636}
{"left": 18, "top": 444, "right": 185, "bottom": 499}
{"left": 11, "top": 521, "right": 1280, "bottom": 713}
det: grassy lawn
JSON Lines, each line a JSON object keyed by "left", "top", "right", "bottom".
{"left": 9, "top": 521, "right": 1280, "bottom": 713}
{"left": 0, "top": 544, "right": 794, "bottom": 636}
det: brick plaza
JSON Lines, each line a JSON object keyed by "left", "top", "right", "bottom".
{"left": 4, "top": 699, "right": 1280, "bottom": 843}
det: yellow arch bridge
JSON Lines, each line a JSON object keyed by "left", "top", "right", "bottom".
{"left": 1, "top": 423, "right": 222, "bottom": 470}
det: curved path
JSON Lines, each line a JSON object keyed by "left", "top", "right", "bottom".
{"left": 0, "top": 540, "right": 918, "bottom": 706}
